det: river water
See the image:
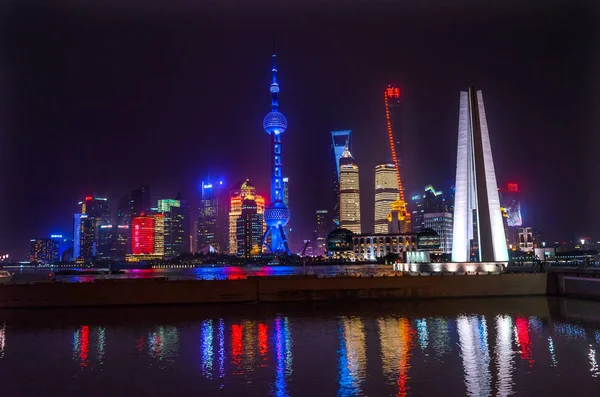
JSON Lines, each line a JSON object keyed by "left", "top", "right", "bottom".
{"left": 0, "top": 297, "right": 598, "bottom": 396}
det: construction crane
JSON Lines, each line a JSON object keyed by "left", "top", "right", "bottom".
{"left": 384, "top": 86, "right": 411, "bottom": 233}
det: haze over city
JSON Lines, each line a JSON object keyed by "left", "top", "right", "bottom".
{"left": 2, "top": 0, "right": 599, "bottom": 258}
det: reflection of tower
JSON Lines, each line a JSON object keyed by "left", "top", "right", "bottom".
{"left": 452, "top": 87, "right": 508, "bottom": 262}
{"left": 384, "top": 86, "right": 411, "bottom": 233}
{"left": 377, "top": 317, "right": 413, "bottom": 396}
{"left": 262, "top": 53, "right": 291, "bottom": 255}
{"left": 339, "top": 147, "right": 361, "bottom": 234}
{"left": 457, "top": 315, "right": 492, "bottom": 396}
{"left": 338, "top": 318, "right": 367, "bottom": 396}
{"left": 331, "top": 130, "right": 352, "bottom": 228}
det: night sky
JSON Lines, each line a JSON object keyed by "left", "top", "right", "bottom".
{"left": 2, "top": 0, "right": 599, "bottom": 258}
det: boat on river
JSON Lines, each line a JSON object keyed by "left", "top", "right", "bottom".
{"left": 0, "top": 270, "right": 13, "bottom": 284}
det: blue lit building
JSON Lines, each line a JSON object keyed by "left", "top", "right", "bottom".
{"left": 261, "top": 53, "right": 291, "bottom": 255}
{"left": 331, "top": 130, "right": 352, "bottom": 227}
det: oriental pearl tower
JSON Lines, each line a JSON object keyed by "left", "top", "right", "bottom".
{"left": 261, "top": 52, "right": 291, "bottom": 255}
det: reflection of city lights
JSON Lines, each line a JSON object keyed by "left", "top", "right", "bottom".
{"left": 96, "top": 327, "right": 106, "bottom": 365}
{"left": 258, "top": 323, "right": 268, "bottom": 364}
{"left": 0, "top": 323, "right": 6, "bottom": 359}
{"left": 338, "top": 318, "right": 367, "bottom": 397}
{"left": 515, "top": 317, "right": 534, "bottom": 367}
{"left": 242, "top": 320, "right": 257, "bottom": 374}
{"left": 495, "top": 315, "right": 514, "bottom": 397}
{"left": 589, "top": 347, "right": 599, "bottom": 378}
{"left": 553, "top": 323, "right": 586, "bottom": 339}
{"left": 147, "top": 326, "right": 180, "bottom": 365}
{"left": 201, "top": 320, "right": 214, "bottom": 378}
{"left": 430, "top": 318, "right": 451, "bottom": 358}
{"left": 416, "top": 319, "right": 429, "bottom": 350}
{"left": 274, "top": 317, "right": 293, "bottom": 397}
{"left": 218, "top": 319, "right": 225, "bottom": 387}
{"left": 231, "top": 324, "right": 244, "bottom": 371}
{"left": 548, "top": 336, "right": 558, "bottom": 367}
{"left": 377, "top": 317, "right": 413, "bottom": 396}
{"left": 458, "top": 315, "right": 491, "bottom": 397}
{"left": 72, "top": 326, "right": 90, "bottom": 368}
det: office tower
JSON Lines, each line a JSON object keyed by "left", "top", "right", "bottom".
{"left": 131, "top": 215, "right": 155, "bottom": 255}
{"left": 153, "top": 213, "right": 165, "bottom": 255}
{"left": 423, "top": 212, "right": 453, "bottom": 254}
{"left": 374, "top": 164, "right": 399, "bottom": 233}
{"left": 452, "top": 87, "right": 508, "bottom": 262}
{"left": 113, "top": 225, "right": 129, "bottom": 259}
{"left": 73, "top": 213, "right": 83, "bottom": 259}
{"left": 314, "top": 210, "right": 329, "bottom": 257}
{"left": 500, "top": 182, "right": 522, "bottom": 247}
{"left": 197, "top": 181, "right": 226, "bottom": 252}
{"left": 74, "top": 195, "right": 111, "bottom": 260}
{"left": 236, "top": 196, "right": 264, "bottom": 258}
{"left": 262, "top": 53, "right": 291, "bottom": 255}
{"left": 339, "top": 147, "right": 361, "bottom": 234}
{"left": 411, "top": 185, "right": 446, "bottom": 232}
{"left": 29, "top": 238, "right": 60, "bottom": 263}
{"left": 383, "top": 86, "right": 411, "bottom": 233}
{"left": 331, "top": 130, "right": 352, "bottom": 228}
{"left": 130, "top": 185, "right": 151, "bottom": 216}
{"left": 518, "top": 227, "right": 535, "bottom": 252}
{"left": 97, "top": 225, "right": 114, "bottom": 260}
{"left": 158, "top": 196, "right": 186, "bottom": 258}
{"left": 229, "top": 179, "right": 265, "bottom": 254}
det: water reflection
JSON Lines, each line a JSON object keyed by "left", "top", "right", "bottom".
{"left": 458, "top": 315, "right": 492, "bottom": 397}
{"left": 2, "top": 298, "right": 600, "bottom": 395}
{"left": 0, "top": 322, "right": 6, "bottom": 359}
{"left": 377, "top": 317, "right": 413, "bottom": 396}
{"left": 201, "top": 320, "right": 214, "bottom": 378}
{"left": 72, "top": 325, "right": 106, "bottom": 368}
{"left": 274, "top": 317, "right": 293, "bottom": 397}
{"left": 338, "top": 317, "right": 367, "bottom": 397}
{"left": 495, "top": 315, "right": 514, "bottom": 397}
{"left": 147, "top": 326, "right": 179, "bottom": 365}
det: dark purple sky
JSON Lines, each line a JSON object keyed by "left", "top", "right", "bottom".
{"left": 2, "top": 0, "right": 599, "bottom": 258}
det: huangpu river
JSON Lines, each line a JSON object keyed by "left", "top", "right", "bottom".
{"left": 0, "top": 297, "right": 599, "bottom": 395}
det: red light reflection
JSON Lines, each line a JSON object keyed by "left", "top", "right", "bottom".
{"left": 232, "top": 324, "right": 244, "bottom": 368}
{"left": 515, "top": 317, "right": 534, "bottom": 367}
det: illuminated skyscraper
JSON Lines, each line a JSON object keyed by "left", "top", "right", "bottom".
{"left": 339, "top": 147, "right": 361, "bottom": 234}
{"left": 411, "top": 185, "right": 446, "bottom": 232}
{"left": 153, "top": 213, "right": 165, "bottom": 255}
{"left": 374, "top": 164, "right": 399, "bottom": 233}
{"left": 29, "top": 238, "right": 59, "bottom": 263}
{"left": 132, "top": 215, "right": 155, "bottom": 255}
{"left": 452, "top": 87, "right": 508, "bottom": 262}
{"left": 261, "top": 52, "right": 291, "bottom": 255}
{"left": 314, "top": 210, "right": 329, "bottom": 257}
{"left": 383, "top": 86, "right": 411, "bottom": 233}
{"left": 236, "top": 196, "right": 264, "bottom": 258}
{"left": 73, "top": 195, "right": 111, "bottom": 260}
{"left": 331, "top": 130, "right": 352, "bottom": 227}
{"left": 158, "top": 196, "right": 187, "bottom": 258}
{"left": 228, "top": 179, "right": 265, "bottom": 254}
{"left": 197, "top": 181, "right": 226, "bottom": 252}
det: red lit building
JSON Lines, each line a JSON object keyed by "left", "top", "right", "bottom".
{"left": 132, "top": 215, "right": 155, "bottom": 254}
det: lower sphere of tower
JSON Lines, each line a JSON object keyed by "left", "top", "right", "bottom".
{"left": 264, "top": 202, "right": 290, "bottom": 227}
{"left": 263, "top": 111, "right": 288, "bottom": 134}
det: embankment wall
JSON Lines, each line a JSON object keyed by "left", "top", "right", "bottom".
{"left": 0, "top": 273, "right": 547, "bottom": 308}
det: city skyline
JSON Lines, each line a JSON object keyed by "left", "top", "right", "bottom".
{"left": 3, "top": 1, "right": 599, "bottom": 258}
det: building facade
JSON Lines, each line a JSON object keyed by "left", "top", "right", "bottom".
{"left": 452, "top": 87, "right": 508, "bottom": 262}
{"left": 29, "top": 238, "right": 60, "bottom": 263}
{"left": 197, "top": 181, "right": 227, "bottom": 253}
{"left": 236, "top": 197, "right": 264, "bottom": 258}
{"left": 131, "top": 215, "right": 155, "bottom": 255}
{"left": 314, "top": 210, "right": 329, "bottom": 257}
{"left": 423, "top": 212, "right": 453, "bottom": 254}
{"left": 158, "top": 197, "right": 186, "bottom": 258}
{"left": 352, "top": 233, "right": 418, "bottom": 262}
{"left": 339, "top": 147, "right": 361, "bottom": 234}
{"left": 374, "top": 164, "right": 399, "bottom": 234}
{"left": 331, "top": 130, "right": 352, "bottom": 228}
{"left": 228, "top": 179, "right": 265, "bottom": 255}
